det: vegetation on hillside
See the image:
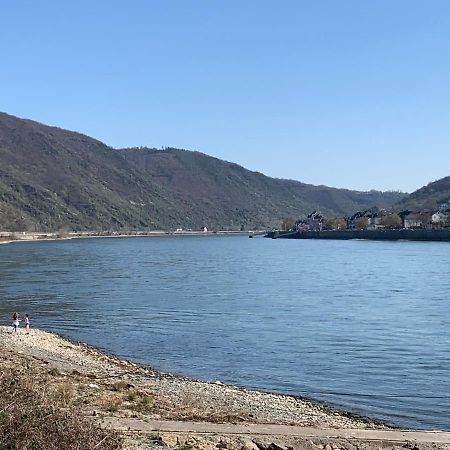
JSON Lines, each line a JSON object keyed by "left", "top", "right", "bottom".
{"left": 0, "top": 112, "right": 406, "bottom": 231}
{"left": 395, "top": 176, "right": 450, "bottom": 212}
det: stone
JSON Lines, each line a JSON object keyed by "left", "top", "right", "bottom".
{"left": 195, "top": 438, "right": 216, "bottom": 450}
{"left": 267, "top": 443, "right": 285, "bottom": 450}
{"left": 186, "top": 437, "right": 199, "bottom": 447}
{"left": 241, "top": 440, "right": 260, "bottom": 450}
{"left": 252, "top": 440, "right": 269, "bottom": 450}
{"left": 159, "top": 434, "right": 178, "bottom": 448}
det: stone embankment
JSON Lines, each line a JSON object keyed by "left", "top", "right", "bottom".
{"left": 0, "top": 327, "right": 448, "bottom": 450}
{"left": 267, "top": 228, "right": 450, "bottom": 242}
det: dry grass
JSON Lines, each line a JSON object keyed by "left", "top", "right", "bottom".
{"left": 111, "top": 380, "right": 130, "bottom": 392}
{"left": 51, "top": 382, "right": 76, "bottom": 406}
{"left": 133, "top": 395, "right": 157, "bottom": 413}
{"left": 156, "top": 392, "right": 248, "bottom": 423}
{"left": 0, "top": 358, "right": 123, "bottom": 450}
{"left": 97, "top": 393, "right": 124, "bottom": 413}
{"left": 98, "top": 386, "right": 158, "bottom": 415}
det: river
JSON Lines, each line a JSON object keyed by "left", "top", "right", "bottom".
{"left": 1, "top": 235, "right": 449, "bottom": 430}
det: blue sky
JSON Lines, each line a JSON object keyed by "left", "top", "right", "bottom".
{"left": 1, "top": 1, "right": 450, "bottom": 193}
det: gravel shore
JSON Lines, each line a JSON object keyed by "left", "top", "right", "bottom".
{"left": 0, "top": 326, "right": 377, "bottom": 428}
{"left": 2, "top": 326, "right": 444, "bottom": 450}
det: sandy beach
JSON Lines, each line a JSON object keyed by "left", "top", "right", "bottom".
{"left": 1, "top": 326, "right": 448, "bottom": 449}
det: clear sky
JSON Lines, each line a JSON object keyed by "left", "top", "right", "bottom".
{"left": 1, "top": 1, "right": 450, "bottom": 193}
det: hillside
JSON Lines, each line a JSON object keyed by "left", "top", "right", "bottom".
{"left": 0, "top": 112, "right": 405, "bottom": 231}
{"left": 395, "top": 176, "right": 450, "bottom": 211}
{"left": 122, "top": 147, "right": 405, "bottom": 229}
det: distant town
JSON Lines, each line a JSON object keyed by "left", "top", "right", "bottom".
{"left": 282, "top": 200, "right": 450, "bottom": 232}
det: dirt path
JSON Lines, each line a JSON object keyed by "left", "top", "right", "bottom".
{"left": 103, "top": 417, "right": 450, "bottom": 444}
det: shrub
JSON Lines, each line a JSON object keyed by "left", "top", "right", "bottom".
{"left": 0, "top": 366, "right": 123, "bottom": 450}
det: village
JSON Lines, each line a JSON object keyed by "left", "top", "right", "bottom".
{"left": 289, "top": 200, "right": 450, "bottom": 232}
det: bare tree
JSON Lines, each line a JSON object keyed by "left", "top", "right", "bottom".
{"left": 281, "top": 218, "right": 295, "bottom": 231}
{"left": 355, "top": 217, "right": 368, "bottom": 230}
{"left": 381, "top": 213, "right": 402, "bottom": 228}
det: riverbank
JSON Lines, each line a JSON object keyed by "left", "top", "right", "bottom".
{"left": 0, "top": 327, "right": 447, "bottom": 450}
{"left": 0, "top": 230, "right": 256, "bottom": 246}
{"left": 266, "top": 228, "right": 450, "bottom": 242}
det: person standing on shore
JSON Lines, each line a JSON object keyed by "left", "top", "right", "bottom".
{"left": 12, "top": 312, "right": 20, "bottom": 333}
{"left": 24, "top": 314, "right": 30, "bottom": 334}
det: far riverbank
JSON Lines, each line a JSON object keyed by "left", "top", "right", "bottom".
{"left": 0, "top": 229, "right": 258, "bottom": 245}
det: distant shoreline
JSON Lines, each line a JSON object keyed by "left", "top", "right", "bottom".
{"left": 0, "top": 230, "right": 257, "bottom": 245}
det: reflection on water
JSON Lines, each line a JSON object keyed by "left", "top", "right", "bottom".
{"left": 1, "top": 236, "right": 450, "bottom": 430}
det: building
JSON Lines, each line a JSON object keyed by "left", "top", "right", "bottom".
{"left": 295, "top": 211, "right": 323, "bottom": 231}
{"left": 404, "top": 218, "right": 422, "bottom": 229}
{"left": 367, "top": 215, "right": 383, "bottom": 230}
{"left": 431, "top": 212, "right": 448, "bottom": 224}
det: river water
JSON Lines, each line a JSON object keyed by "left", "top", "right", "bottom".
{"left": 1, "top": 235, "right": 449, "bottom": 430}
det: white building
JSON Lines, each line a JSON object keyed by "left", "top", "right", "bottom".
{"left": 404, "top": 218, "right": 422, "bottom": 229}
{"left": 431, "top": 212, "right": 448, "bottom": 224}
{"left": 367, "top": 216, "right": 383, "bottom": 230}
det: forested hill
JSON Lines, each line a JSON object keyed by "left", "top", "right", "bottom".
{"left": 121, "top": 147, "right": 405, "bottom": 228}
{"left": 395, "top": 176, "right": 450, "bottom": 211}
{"left": 0, "top": 112, "right": 405, "bottom": 231}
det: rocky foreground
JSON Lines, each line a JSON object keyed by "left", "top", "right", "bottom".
{"left": 0, "top": 327, "right": 446, "bottom": 450}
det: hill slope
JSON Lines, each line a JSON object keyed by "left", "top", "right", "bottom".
{"left": 0, "top": 112, "right": 405, "bottom": 231}
{"left": 395, "top": 176, "right": 450, "bottom": 211}
{"left": 122, "top": 147, "right": 405, "bottom": 229}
